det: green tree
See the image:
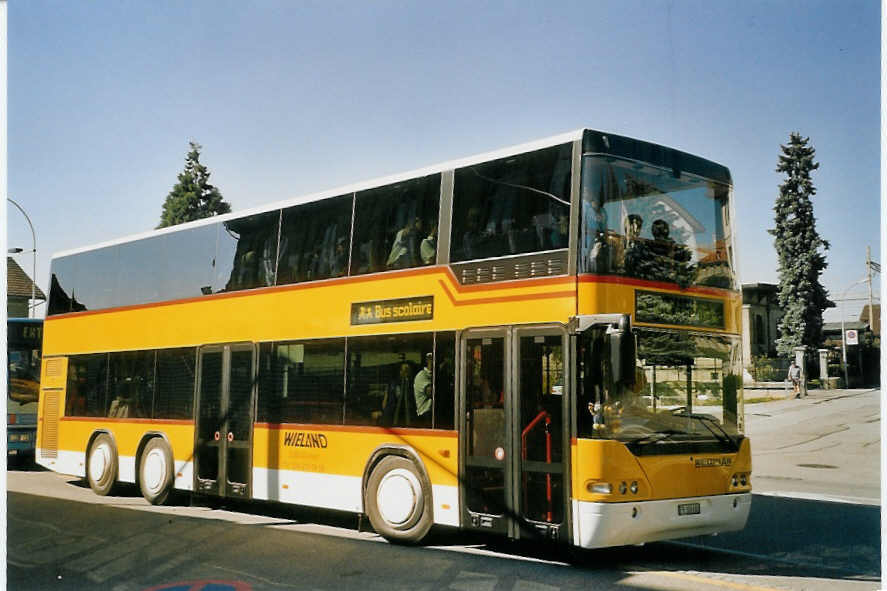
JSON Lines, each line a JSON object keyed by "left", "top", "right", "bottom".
{"left": 769, "top": 132, "right": 833, "bottom": 357}
{"left": 157, "top": 141, "right": 231, "bottom": 228}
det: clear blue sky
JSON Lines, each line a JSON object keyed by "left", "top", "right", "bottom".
{"left": 7, "top": 0, "right": 880, "bottom": 322}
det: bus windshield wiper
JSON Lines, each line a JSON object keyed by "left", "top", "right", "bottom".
{"left": 673, "top": 410, "right": 739, "bottom": 450}
{"left": 626, "top": 429, "right": 686, "bottom": 447}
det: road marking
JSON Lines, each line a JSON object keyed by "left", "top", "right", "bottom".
{"left": 67, "top": 533, "right": 159, "bottom": 575}
{"left": 11, "top": 533, "right": 106, "bottom": 566}
{"left": 88, "top": 535, "right": 193, "bottom": 583}
{"left": 651, "top": 571, "right": 786, "bottom": 591}
{"left": 753, "top": 490, "right": 879, "bottom": 505}
{"left": 512, "top": 580, "right": 560, "bottom": 591}
{"left": 143, "top": 553, "right": 192, "bottom": 581}
{"left": 449, "top": 571, "right": 498, "bottom": 591}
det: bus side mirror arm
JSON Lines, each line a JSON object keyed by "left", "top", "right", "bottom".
{"left": 606, "top": 315, "right": 636, "bottom": 386}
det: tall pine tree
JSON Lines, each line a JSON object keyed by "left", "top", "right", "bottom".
{"left": 769, "top": 132, "right": 833, "bottom": 357}
{"left": 157, "top": 141, "right": 231, "bottom": 228}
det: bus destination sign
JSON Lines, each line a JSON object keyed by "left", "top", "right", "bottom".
{"left": 351, "top": 296, "right": 434, "bottom": 325}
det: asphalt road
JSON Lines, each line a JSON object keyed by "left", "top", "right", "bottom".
{"left": 6, "top": 388, "right": 881, "bottom": 591}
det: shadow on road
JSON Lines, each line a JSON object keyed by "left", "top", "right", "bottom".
{"left": 679, "top": 494, "right": 880, "bottom": 578}
{"left": 6, "top": 455, "right": 46, "bottom": 472}
{"left": 52, "top": 478, "right": 881, "bottom": 583}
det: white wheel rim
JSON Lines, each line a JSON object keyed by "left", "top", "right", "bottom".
{"left": 143, "top": 449, "right": 167, "bottom": 494}
{"left": 376, "top": 468, "right": 420, "bottom": 526}
{"left": 89, "top": 442, "right": 109, "bottom": 483}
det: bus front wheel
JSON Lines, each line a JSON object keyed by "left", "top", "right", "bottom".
{"left": 365, "top": 456, "right": 433, "bottom": 544}
{"left": 86, "top": 433, "right": 118, "bottom": 496}
{"left": 139, "top": 437, "right": 175, "bottom": 505}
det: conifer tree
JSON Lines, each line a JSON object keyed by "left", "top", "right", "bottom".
{"left": 157, "top": 141, "right": 231, "bottom": 228}
{"left": 769, "top": 132, "right": 833, "bottom": 357}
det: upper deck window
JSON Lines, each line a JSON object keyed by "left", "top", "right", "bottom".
{"left": 277, "top": 195, "right": 352, "bottom": 285}
{"left": 579, "top": 155, "right": 735, "bottom": 289}
{"left": 450, "top": 143, "right": 572, "bottom": 263}
{"left": 214, "top": 211, "right": 281, "bottom": 292}
{"left": 351, "top": 175, "right": 440, "bottom": 275}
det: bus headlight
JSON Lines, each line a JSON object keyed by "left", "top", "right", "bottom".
{"left": 740, "top": 474, "right": 748, "bottom": 486}
{"left": 618, "top": 481, "right": 627, "bottom": 495}
{"left": 731, "top": 475, "right": 738, "bottom": 487}
{"left": 630, "top": 481, "right": 639, "bottom": 494}
{"left": 587, "top": 481, "right": 612, "bottom": 494}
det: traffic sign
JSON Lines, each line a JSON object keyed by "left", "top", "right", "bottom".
{"left": 845, "top": 329, "right": 859, "bottom": 345}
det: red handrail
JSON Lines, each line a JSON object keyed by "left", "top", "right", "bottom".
{"left": 521, "top": 410, "right": 553, "bottom": 522}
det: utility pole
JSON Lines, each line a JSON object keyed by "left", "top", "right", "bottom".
{"left": 867, "top": 246, "right": 874, "bottom": 329}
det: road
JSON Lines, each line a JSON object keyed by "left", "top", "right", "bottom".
{"left": 6, "top": 388, "right": 881, "bottom": 591}
{"left": 745, "top": 387, "right": 880, "bottom": 504}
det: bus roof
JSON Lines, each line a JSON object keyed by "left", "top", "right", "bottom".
{"left": 52, "top": 128, "right": 728, "bottom": 260}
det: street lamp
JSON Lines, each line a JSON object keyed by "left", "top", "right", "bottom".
{"left": 7, "top": 198, "right": 37, "bottom": 319}
{"left": 840, "top": 277, "right": 868, "bottom": 388}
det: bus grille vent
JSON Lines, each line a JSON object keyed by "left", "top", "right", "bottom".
{"left": 453, "top": 250, "right": 568, "bottom": 285}
{"left": 40, "top": 390, "right": 59, "bottom": 459}
{"left": 45, "top": 359, "right": 63, "bottom": 378}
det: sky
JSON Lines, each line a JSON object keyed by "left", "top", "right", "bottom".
{"left": 6, "top": 0, "right": 881, "bottom": 324}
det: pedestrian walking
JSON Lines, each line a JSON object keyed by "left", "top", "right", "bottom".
{"left": 788, "top": 360, "right": 802, "bottom": 398}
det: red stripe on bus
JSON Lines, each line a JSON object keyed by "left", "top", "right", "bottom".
{"left": 438, "top": 279, "right": 574, "bottom": 307}
{"left": 45, "top": 266, "right": 445, "bottom": 320}
{"left": 253, "top": 423, "right": 457, "bottom": 437}
{"left": 577, "top": 273, "right": 735, "bottom": 297}
{"left": 59, "top": 416, "right": 194, "bottom": 426}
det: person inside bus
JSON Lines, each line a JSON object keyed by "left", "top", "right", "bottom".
{"left": 413, "top": 353, "right": 433, "bottom": 425}
{"left": 620, "top": 214, "right": 653, "bottom": 277}
{"left": 461, "top": 207, "right": 483, "bottom": 260}
{"left": 420, "top": 227, "right": 436, "bottom": 265}
{"left": 108, "top": 378, "right": 134, "bottom": 418}
{"left": 382, "top": 361, "right": 414, "bottom": 427}
{"left": 581, "top": 189, "right": 609, "bottom": 273}
{"left": 330, "top": 236, "right": 348, "bottom": 277}
{"left": 649, "top": 218, "right": 695, "bottom": 286}
{"left": 65, "top": 372, "right": 88, "bottom": 416}
{"left": 387, "top": 217, "right": 421, "bottom": 269}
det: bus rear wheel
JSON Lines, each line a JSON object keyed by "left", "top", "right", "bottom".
{"left": 365, "top": 456, "right": 433, "bottom": 544}
{"left": 86, "top": 433, "right": 118, "bottom": 496}
{"left": 139, "top": 437, "right": 175, "bottom": 505}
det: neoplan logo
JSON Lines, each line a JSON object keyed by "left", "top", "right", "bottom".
{"left": 694, "top": 457, "right": 732, "bottom": 468}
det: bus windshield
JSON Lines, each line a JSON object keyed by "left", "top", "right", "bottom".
{"left": 8, "top": 321, "right": 43, "bottom": 405}
{"left": 578, "top": 328, "right": 743, "bottom": 452}
{"left": 579, "top": 155, "right": 736, "bottom": 289}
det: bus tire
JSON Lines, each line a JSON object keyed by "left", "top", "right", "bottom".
{"left": 365, "top": 456, "right": 433, "bottom": 544}
{"left": 86, "top": 433, "right": 118, "bottom": 496}
{"left": 138, "top": 437, "right": 175, "bottom": 505}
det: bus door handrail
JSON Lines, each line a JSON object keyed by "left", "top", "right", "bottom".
{"left": 521, "top": 409, "right": 553, "bottom": 522}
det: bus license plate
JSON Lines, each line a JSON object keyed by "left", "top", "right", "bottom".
{"left": 678, "top": 502, "right": 700, "bottom": 516}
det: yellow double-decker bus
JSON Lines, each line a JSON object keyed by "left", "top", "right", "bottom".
{"left": 37, "top": 129, "right": 750, "bottom": 548}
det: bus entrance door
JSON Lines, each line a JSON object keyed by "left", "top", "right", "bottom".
{"left": 195, "top": 344, "right": 256, "bottom": 499}
{"left": 461, "top": 330, "right": 510, "bottom": 537}
{"left": 513, "top": 327, "right": 567, "bottom": 542}
{"left": 460, "top": 327, "right": 567, "bottom": 542}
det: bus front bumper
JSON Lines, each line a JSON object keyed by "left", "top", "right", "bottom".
{"left": 573, "top": 493, "right": 752, "bottom": 549}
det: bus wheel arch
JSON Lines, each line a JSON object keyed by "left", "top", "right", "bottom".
{"left": 135, "top": 433, "right": 176, "bottom": 505}
{"left": 86, "top": 431, "right": 118, "bottom": 496}
{"left": 362, "top": 446, "right": 434, "bottom": 545}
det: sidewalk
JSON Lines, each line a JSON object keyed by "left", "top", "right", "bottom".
{"left": 743, "top": 387, "right": 881, "bottom": 505}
